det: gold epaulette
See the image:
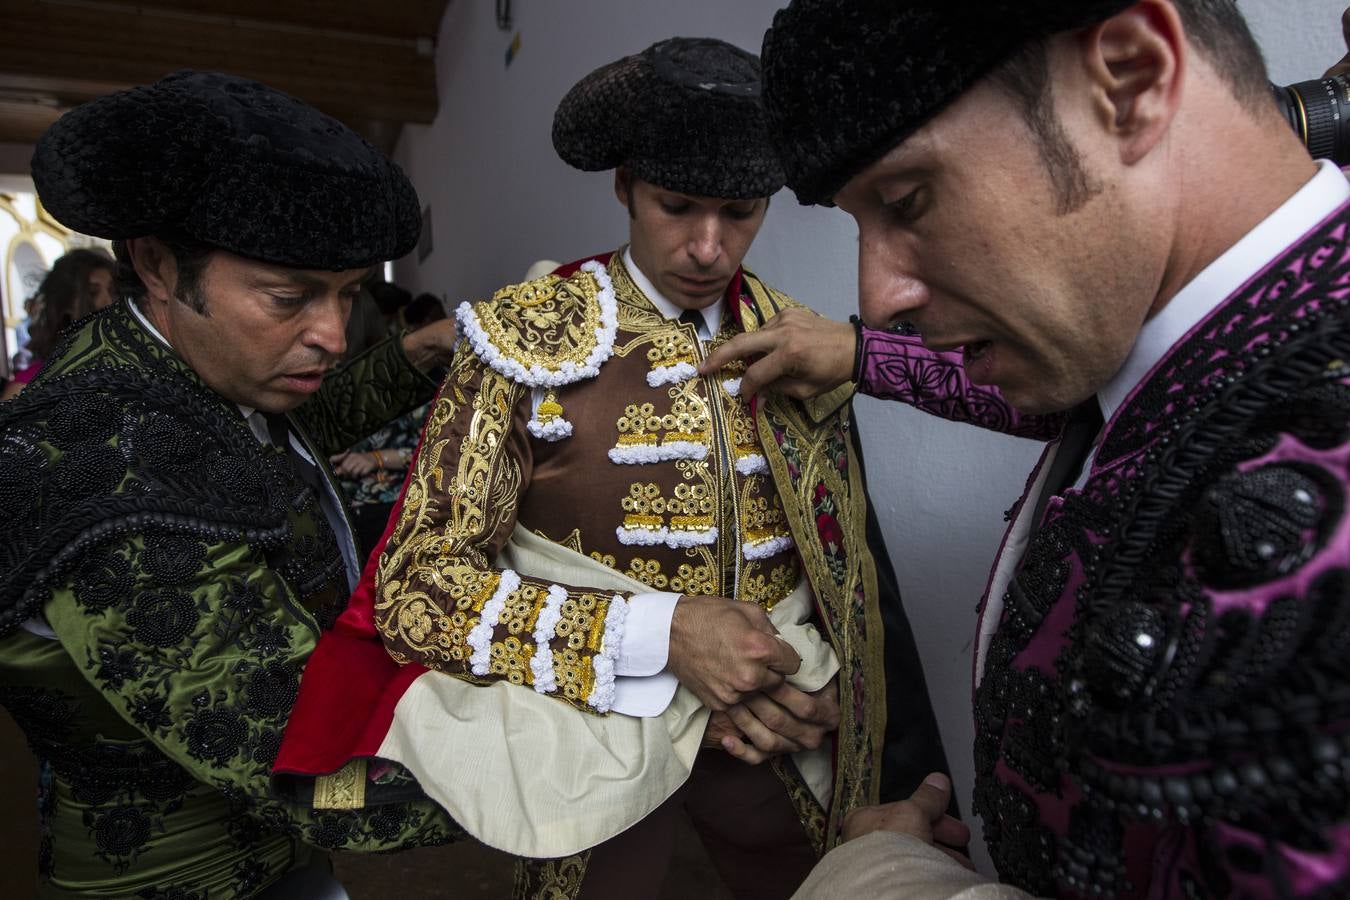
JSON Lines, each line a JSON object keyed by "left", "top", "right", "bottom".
{"left": 454, "top": 261, "right": 618, "bottom": 389}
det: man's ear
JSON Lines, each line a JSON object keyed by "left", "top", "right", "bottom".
{"left": 125, "top": 236, "right": 177, "bottom": 305}
{"left": 1081, "top": 0, "right": 1185, "bottom": 165}
{"left": 614, "top": 166, "right": 632, "bottom": 211}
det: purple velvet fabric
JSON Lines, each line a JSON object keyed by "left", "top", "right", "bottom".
{"left": 856, "top": 330, "right": 1062, "bottom": 441}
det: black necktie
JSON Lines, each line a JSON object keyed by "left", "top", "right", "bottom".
{"left": 263, "top": 412, "right": 324, "bottom": 496}
{"left": 1030, "top": 400, "right": 1104, "bottom": 529}
{"left": 679, "top": 308, "right": 707, "bottom": 341}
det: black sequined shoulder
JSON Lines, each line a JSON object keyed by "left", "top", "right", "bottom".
{"left": 0, "top": 304, "right": 293, "bottom": 634}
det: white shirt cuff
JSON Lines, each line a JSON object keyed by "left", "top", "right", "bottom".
{"left": 610, "top": 670, "right": 681, "bottom": 717}
{"left": 614, "top": 591, "right": 678, "bottom": 676}
{"left": 606, "top": 591, "right": 681, "bottom": 718}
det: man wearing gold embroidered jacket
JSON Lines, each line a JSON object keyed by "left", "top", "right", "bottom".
{"left": 275, "top": 37, "right": 951, "bottom": 900}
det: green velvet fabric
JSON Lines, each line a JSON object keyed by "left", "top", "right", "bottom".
{"left": 0, "top": 301, "right": 455, "bottom": 898}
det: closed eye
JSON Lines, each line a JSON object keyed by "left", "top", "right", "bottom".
{"left": 267, "top": 292, "right": 310, "bottom": 308}
{"left": 885, "top": 189, "right": 922, "bottom": 222}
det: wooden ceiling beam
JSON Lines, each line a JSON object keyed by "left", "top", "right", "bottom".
{"left": 0, "top": 0, "right": 439, "bottom": 124}
{"left": 0, "top": 99, "right": 61, "bottom": 146}
{"left": 115, "top": 0, "right": 447, "bottom": 42}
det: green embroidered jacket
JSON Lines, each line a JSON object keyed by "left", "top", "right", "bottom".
{"left": 0, "top": 301, "right": 460, "bottom": 898}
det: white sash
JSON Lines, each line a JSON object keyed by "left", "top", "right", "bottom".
{"left": 374, "top": 524, "right": 839, "bottom": 857}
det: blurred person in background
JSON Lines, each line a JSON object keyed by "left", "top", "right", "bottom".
{"left": 331, "top": 294, "right": 451, "bottom": 551}
{"left": 368, "top": 279, "right": 414, "bottom": 333}
{"left": 2, "top": 248, "right": 115, "bottom": 400}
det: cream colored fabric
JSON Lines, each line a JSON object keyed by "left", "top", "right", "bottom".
{"left": 792, "top": 832, "right": 1034, "bottom": 900}
{"left": 522, "top": 259, "right": 562, "bottom": 281}
{"left": 376, "top": 524, "right": 839, "bottom": 857}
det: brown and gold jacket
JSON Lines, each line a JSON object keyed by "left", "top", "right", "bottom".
{"left": 374, "top": 251, "right": 891, "bottom": 840}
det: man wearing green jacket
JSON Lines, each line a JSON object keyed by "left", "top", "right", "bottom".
{"left": 0, "top": 70, "right": 461, "bottom": 897}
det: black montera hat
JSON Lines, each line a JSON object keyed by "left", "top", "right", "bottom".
{"left": 552, "top": 37, "right": 785, "bottom": 200}
{"left": 761, "top": 0, "right": 1136, "bottom": 205}
{"left": 31, "top": 70, "right": 420, "bottom": 270}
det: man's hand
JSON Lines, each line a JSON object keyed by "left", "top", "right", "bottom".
{"left": 703, "top": 710, "right": 747, "bottom": 751}
{"left": 401, "top": 318, "right": 458, "bottom": 372}
{"left": 841, "top": 773, "right": 974, "bottom": 870}
{"left": 719, "top": 679, "right": 842, "bottom": 765}
{"left": 329, "top": 451, "right": 377, "bottom": 477}
{"left": 1326, "top": 7, "right": 1350, "bottom": 78}
{"left": 699, "top": 307, "right": 854, "bottom": 400}
{"left": 667, "top": 594, "right": 801, "bottom": 710}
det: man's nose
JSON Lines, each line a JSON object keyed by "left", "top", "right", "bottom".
{"left": 687, "top": 216, "right": 723, "bottom": 268}
{"left": 304, "top": 295, "right": 349, "bottom": 359}
{"left": 857, "top": 233, "right": 929, "bottom": 330}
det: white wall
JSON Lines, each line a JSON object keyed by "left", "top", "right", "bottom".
{"left": 393, "top": 0, "right": 1347, "bottom": 875}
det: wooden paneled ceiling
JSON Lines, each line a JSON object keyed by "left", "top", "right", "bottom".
{"left": 0, "top": 0, "right": 452, "bottom": 156}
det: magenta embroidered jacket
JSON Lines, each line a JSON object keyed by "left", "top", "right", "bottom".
{"left": 854, "top": 205, "right": 1350, "bottom": 898}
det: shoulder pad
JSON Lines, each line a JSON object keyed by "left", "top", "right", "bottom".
{"left": 455, "top": 260, "right": 618, "bottom": 387}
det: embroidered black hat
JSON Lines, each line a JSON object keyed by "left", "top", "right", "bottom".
{"left": 31, "top": 70, "right": 420, "bottom": 270}
{"left": 761, "top": 0, "right": 1137, "bottom": 205}
{"left": 552, "top": 37, "right": 785, "bottom": 200}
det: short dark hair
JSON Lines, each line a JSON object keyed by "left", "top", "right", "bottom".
{"left": 1169, "top": 0, "right": 1270, "bottom": 107}
{"left": 26, "top": 248, "right": 115, "bottom": 360}
{"left": 992, "top": 37, "right": 1103, "bottom": 214}
{"left": 991, "top": 0, "right": 1269, "bottom": 212}
{"left": 112, "top": 234, "right": 213, "bottom": 314}
{"left": 404, "top": 293, "right": 447, "bottom": 329}
{"left": 367, "top": 280, "right": 413, "bottom": 316}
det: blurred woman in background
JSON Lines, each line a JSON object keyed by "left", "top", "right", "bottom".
{"left": 2, "top": 248, "right": 115, "bottom": 400}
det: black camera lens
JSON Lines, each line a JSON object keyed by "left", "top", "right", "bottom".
{"left": 1273, "top": 74, "right": 1350, "bottom": 165}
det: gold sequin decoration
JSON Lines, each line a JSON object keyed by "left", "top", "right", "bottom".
{"left": 625, "top": 557, "right": 669, "bottom": 589}
{"left": 743, "top": 495, "right": 789, "bottom": 534}
{"left": 614, "top": 398, "right": 710, "bottom": 445}
{"left": 646, "top": 332, "right": 698, "bottom": 367}
{"left": 741, "top": 561, "right": 799, "bottom": 610}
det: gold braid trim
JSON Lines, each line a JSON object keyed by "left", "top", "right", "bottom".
{"left": 375, "top": 355, "right": 525, "bottom": 664}
{"left": 744, "top": 273, "right": 887, "bottom": 848}
{"left": 771, "top": 756, "right": 828, "bottom": 857}
{"left": 513, "top": 852, "right": 591, "bottom": 900}
{"left": 313, "top": 759, "right": 368, "bottom": 810}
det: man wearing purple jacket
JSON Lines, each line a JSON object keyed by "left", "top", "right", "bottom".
{"left": 704, "top": 1, "right": 1350, "bottom": 896}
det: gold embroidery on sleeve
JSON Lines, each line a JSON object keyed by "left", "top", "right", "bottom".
{"left": 375, "top": 360, "right": 524, "bottom": 663}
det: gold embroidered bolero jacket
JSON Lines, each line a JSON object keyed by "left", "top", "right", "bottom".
{"left": 375, "top": 254, "right": 806, "bottom": 714}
